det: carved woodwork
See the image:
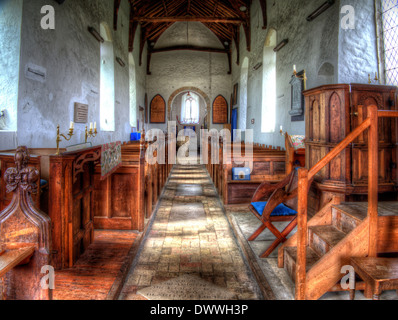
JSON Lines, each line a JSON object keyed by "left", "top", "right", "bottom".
{"left": 213, "top": 95, "right": 229, "bottom": 124}
{"left": 49, "top": 146, "right": 101, "bottom": 269}
{"left": 304, "top": 84, "right": 398, "bottom": 202}
{"left": 0, "top": 153, "right": 41, "bottom": 211}
{"left": 150, "top": 94, "right": 166, "bottom": 123}
{"left": 0, "top": 147, "right": 51, "bottom": 300}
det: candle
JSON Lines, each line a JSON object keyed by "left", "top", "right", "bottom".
{"left": 293, "top": 65, "right": 296, "bottom": 72}
{"left": 90, "top": 122, "right": 93, "bottom": 130}
{"left": 94, "top": 122, "right": 97, "bottom": 129}
{"left": 70, "top": 121, "right": 74, "bottom": 129}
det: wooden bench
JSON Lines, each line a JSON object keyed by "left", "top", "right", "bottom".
{"left": 0, "top": 146, "right": 51, "bottom": 300}
{"left": 93, "top": 141, "right": 145, "bottom": 231}
{"left": 93, "top": 133, "right": 171, "bottom": 232}
{"left": 350, "top": 257, "right": 398, "bottom": 300}
{"left": 203, "top": 132, "right": 306, "bottom": 205}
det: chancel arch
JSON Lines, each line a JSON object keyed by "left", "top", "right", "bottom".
{"left": 168, "top": 87, "right": 211, "bottom": 126}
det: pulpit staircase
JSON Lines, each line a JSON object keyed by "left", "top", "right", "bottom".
{"left": 278, "top": 106, "right": 398, "bottom": 300}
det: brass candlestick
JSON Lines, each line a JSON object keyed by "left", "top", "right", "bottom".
{"left": 293, "top": 69, "right": 307, "bottom": 90}
{"left": 56, "top": 125, "right": 74, "bottom": 156}
{"left": 85, "top": 125, "right": 98, "bottom": 143}
{"left": 368, "top": 72, "right": 379, "bottom": 84}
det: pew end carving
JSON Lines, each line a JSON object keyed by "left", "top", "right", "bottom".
{"left": 0, "top": 147, "right": 52, "bottom": 300}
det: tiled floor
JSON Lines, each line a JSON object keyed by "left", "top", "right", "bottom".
{"left": 119, "top": 164, "right": 262, "bottom": 300}
{"left": 53, "top": 230, "right": 138, "bottom": 300}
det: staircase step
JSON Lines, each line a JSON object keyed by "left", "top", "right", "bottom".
{"left": 332, "top": 203, "right": 367, "bottom": 233}
{"left": 284, "top": 247, "right": 320, "bottom": 284}
{"left": 309, "top": 225, "right": 347, "bottom": 257}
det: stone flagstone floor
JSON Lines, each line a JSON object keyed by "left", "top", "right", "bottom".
{"left": 119, "top": 164, "right": 262, "bottom": 300}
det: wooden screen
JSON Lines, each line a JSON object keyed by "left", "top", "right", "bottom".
{"left": 213, "top": 95, "right": 228, "bottom": 124}
{"left": 150, "top": 94, "right": 166, "bottom": 123}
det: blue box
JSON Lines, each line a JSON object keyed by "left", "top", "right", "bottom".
{"left": 130, "top": 132, "right": 141, "bottom": 141}
{"left": 232, "top": 168, "right": 251, "bottom": 181}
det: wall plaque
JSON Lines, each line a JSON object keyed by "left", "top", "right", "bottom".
{"left": 289, "top": 70, "right": 305, "bottom": 122}
{"left": 74, "top": 103, "right": 89, "bottom": 123}
{"left": 212, "top": 95, "right": 228, "bottom": 124}
{"left": 150, "top": 94, "right": 166, "bottom": 123}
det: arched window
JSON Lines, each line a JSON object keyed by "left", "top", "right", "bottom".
{"left": 129, "top": 53, "right": 137, "bottom": 128}
{"left": 100, "top": 22, "right": 115, "bottom": 132}
{"left": 239, "top": 58, "right": 249, "bottom": 131}
{"left": 261, "top": 29, "right": 276, "bottom": 133}
{"left": 180, "top": 92, "right": 199, "bottom": 124}
{"left": 0, "top": 0, "right": 22, "bottom": 132}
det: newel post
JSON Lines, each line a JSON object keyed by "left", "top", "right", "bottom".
{"left": 295, "top": 167, "right": 309, "bottom": 300}
{"left": 368, "top": 105, "right": 379, "bottom": 257}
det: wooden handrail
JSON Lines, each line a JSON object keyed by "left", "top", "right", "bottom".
{"left": 378, "top": 110, "right": 398, "bottom": 118}
{"left": 308, "top": 118, "right": 371, "bottom": 181}
{"left": 295, "top": 105, "right": 398, "bottom": 300}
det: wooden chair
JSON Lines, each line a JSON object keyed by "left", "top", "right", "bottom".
{"left": 0, "top": 146, "right": 52, "bottom": 300}
{"left": 248, "top": 168, "right": 310, "bottom": 258}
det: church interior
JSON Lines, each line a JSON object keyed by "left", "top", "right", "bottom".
{"left": 0, "top": 0, "right": 398, "bottom": 302}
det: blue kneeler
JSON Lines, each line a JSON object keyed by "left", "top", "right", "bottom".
{"left": 251, "top": 202, "right": 297, "bottom": 217}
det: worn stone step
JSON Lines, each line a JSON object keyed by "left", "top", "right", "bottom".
{"left": 284, "top": 247, "right": 320, "bottom": 284}
{"left": 332, "top": 203, "right": 367, "bottom": 233}
{"left": 309, "top": 225, "right": 347, "bottom": 257}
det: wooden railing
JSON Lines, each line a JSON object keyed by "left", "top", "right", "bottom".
{"left": 295, "top": 105, "right": 398, "bottom": 300}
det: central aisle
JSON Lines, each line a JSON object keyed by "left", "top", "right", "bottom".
{"left": 119, "top": 164, "right": 262, "bottom": 300}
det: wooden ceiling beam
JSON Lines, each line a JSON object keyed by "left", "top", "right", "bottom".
{"left": 114, "top": 0, "right": 122, "bottom": 30}
{"left": 161, "top": 0, "right": 169, "bottom": 15}
{"left": 258, "top": 0, "right": 267, "bottom": 29}
{"left": 187, "top": 0, "right": 191, "bottom": 14}
{"left": 151, "top": 45, "right": 228, "bottom": 54}
{"left": 131, "top": 16, "right": 244, "bottom": 24}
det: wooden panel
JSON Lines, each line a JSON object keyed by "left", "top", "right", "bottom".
{"left": 150, "top": 94, "right": 166, "bottom": 123}
{"left": 213, "top": 95, "right": 228, "bottom": 124}
{"left": 304, "top": 84, "right": 397, "bottom": 198}
{"left": 377, "top": 216, "right": 398, "bottom": 253}
{"left": 49, "top": 147, "right": 101, "bottom": 270}
{"left": 227, "top": 183, "right": 262, "bottom": 205}
{"left": 93, "top": 144, "right": 146, "bottom": 232}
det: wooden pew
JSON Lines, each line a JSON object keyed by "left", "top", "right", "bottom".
{"left": 93, "top": 142, "right": 145, "bottom": 232}
{"left": 222, "top": 148, "right": 286, "bottom": 205}
{"left": 0, "top": 147, "right": 51, "bottom": 300}
{"left": 203, "top": 132, "right": 308, "bottom": 206}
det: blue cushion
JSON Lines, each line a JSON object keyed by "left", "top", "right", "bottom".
{"left": 251, "top": 202, "right": 297, "bottom": 217}
{"left": 40, "top": 179, "right": 48, "bottom": 187}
